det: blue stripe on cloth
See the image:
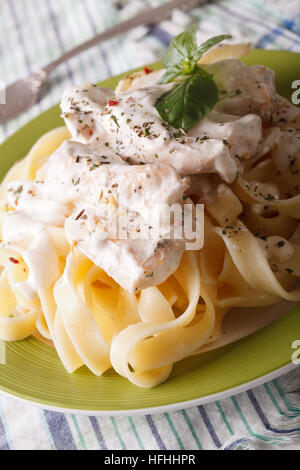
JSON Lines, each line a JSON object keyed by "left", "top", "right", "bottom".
{"left": 224, "top": 437, "right": 252, "bottom": 450}
{"left": 0, "top": 402, "right": 13, "bottom": 450}
{"left": 39, "top": 409, "right": 56, "bottom": 450}
{"left": 6, "top": 0, "right": 32, "bottom": 73}
{"left": 255, "top": 27, "right": 284, "bottom": 49}
{"left": 89, "top": 416, "right": 108, "bottom": 450}
{"left": 150, "top": 25, "right": 173, "bottom": 46}
{"left": 197, "top": 406, "right": 222, "bottom": 448}
{"left": 45, "top": 0, "right": 74, "bottom": 83}
{"left": 283, "top": 19, "right": 296, "bottom": 30}
{"left": 0, "top": 416, "right": 9, "bottom": 450}
{"left": 216, "top": 3, "right": 300, "bottom": 48}
{"left": 145, "top": 415, "right": 166, "bottom": 450}
{"left": 282, "top": 15, "right": 300, "bottom": 36}
{"left": 43, "top": 411, "right": 77, "bottom": 450}
{"left": 247, "top": 390, "right": 300, "bottom": 434}
{"left": 82, "top": 1, "right": 112, "bottom": 77}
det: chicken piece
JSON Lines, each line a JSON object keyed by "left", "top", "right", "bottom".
{"left": 39, "top": 140, "right": 126, "bottom": 204}
{"left": 8, "top": 140, "right": 189, "bottom": 234}
{"left": 117, "top": 72, "right": 264, "bottom": 161}
{"left": 258, "top": 127, "right": 282, "bottom": 157}
{"left": 102, "top": 86, "right": 263, "bottom": 182}
{"left": 271, "top": 94, "right": 300, "bottom": 125}
{"left": 5, "top": 140, "right": 189, "bottom": 292}
{"left": 39, "top": 141, "right": 189, "bottom": 225}
{"left": 190, "top": 110, "right": 262, "bottom": 159}
{"left": 61, "top": 83, "right": 113, "bottom": 146}
{"left": 207, "top": 59, "right": 299, "bottom": 124}
{"left": 62, "top": 83, "right": 262, "bottom": 183}
{"left": 65, "top": 205, "right": 185, "bottom": 293}
{"left": 271, "top": 130, "right": 300, "bottom": 187}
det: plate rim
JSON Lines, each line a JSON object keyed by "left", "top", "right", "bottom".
{"left": 0, "top": 49, "right": 299, "bottom": 414}
{"left": 0, "top": 363, "right": 298, "bottom": 416}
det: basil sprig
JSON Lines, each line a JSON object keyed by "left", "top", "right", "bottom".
{"left": 156, "top": 27, "right": 232, "bottom": 130}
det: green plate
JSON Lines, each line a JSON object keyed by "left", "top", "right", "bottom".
{"left": 0, "top": 50, "right": 299, "bottom": 415}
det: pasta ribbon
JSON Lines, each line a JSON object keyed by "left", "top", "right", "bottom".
{"left": 110, "top": 252, "right": 215, "bottom": 387}
{"left": 0, "top": 251, "right": 38, "bottom": 341}
{"left": 214, "top": 224, "right": 300, "bottom": 301}
{"left": 54, "top": 252, "right": 111, "bottom": 376}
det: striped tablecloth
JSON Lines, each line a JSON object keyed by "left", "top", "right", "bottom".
{"left": 0, "top": 0, "right": 300, "bottom": 450}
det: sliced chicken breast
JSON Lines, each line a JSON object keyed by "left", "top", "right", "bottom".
{"left": 207, "top": 59, "right": 299, "bottom": 124}
{"left": 4, "top": 140, "right": 189, "bottom": 292}
{"left": 62, "top": 83, "right": 262, "bottom": 183}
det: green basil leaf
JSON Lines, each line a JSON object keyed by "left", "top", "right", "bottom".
{"left": 192, "top": 34, "right": 232, "bottom": 64}
{"left": 158, "top": 67, "right": 182, "bottom": 84}
{"left": 162, "top": 25, "right": 198, "bottom": 69}
{"left": 155, "top": 68, "right": 219, "bottom": 130}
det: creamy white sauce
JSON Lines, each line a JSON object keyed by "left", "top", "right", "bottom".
{"left": 207, "top": 59, "right": 300, "bottom": 124}
{"left": 62, "top": 82, "right": 265, "bottom": 183}
{"left": 2, "top": 141, "right": 188, "bottom": 293}
{"left": 272, "top": 130, "right": 300, "bottom": 185}
{"left": 65, "top": 205, "right": 184, "bottom": 292}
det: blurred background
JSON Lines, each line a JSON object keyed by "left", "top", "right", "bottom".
{"left": 0, "top": 0, "right": 299, "bottom": 138}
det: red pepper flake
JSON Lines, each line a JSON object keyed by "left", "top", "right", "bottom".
{"left": 89, "top": 129, "right": 94, "bottom": 136}
{"left": 144, "top": 67, "right": 153, "bottom": 74}
{"left": 15, "top": 200, "right": 18, "bottom": 206}
{"left": 108, "top": 100, "right": 119, "bottom": 107}
{"left": 9, "top": 257, "right": 20, "bottom": 264}
{"left": 284, "top": 193, "right": 292, "bottom": 199}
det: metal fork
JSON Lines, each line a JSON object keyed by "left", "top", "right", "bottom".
{"left": 0, "top": 0, "right": 203, "bottom": 124}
